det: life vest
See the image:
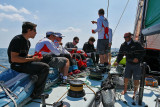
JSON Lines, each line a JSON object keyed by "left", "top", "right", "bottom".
{"left": 102, "top": 23, "right": 109, "bottom": 39}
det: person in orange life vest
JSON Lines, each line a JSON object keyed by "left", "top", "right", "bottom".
{"left": 54, "top": 33, "right": 80, "bottom": 74}
{"left": 82, "top": 36, "right": 99, "bottom": 65}
{"left": 65, "top": 37, "right": 87, "bottom": 70}
{"left": 35, "top": 31, "right": 70, "bottom": 84}
{"left": 114, "top": 32, "right": 144, "bottom": 98}
{"left": 91, "top": 8, "right": 110, "bottom": 67}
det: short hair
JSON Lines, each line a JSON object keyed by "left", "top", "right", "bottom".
{"left": 22, "top": 22, "right": 37, "bottom": 33}
{"left": 73, "top": 36, "right": 79, "bottom": 41}
{"left": 88, "top": 36, "right": 95, "bottom": 42}
{"left": 98, "top": 8, "right": 105, "bottom": 15}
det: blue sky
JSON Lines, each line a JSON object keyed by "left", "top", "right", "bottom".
{"left": 0, "top": 0, "right": 138, "bottom": 48}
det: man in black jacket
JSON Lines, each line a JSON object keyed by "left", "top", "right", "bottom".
{"left": 82, "top": 36, "right": 99, "bottom": 65}
{"left": 114, "top": 32, "right": 144, "bottom": 98}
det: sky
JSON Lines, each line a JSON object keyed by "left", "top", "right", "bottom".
{"left": 0, "top": 0, "right": 138, "bottom": 49}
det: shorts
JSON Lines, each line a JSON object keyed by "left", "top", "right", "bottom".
{"left": 124, "top": 63, "right": 142, "bottom": 80}
{"left": 97, "top": 39, "right": 109, "bottom": 55}
{"left": 48, "top": 57, "right": 67, "bottom": 68}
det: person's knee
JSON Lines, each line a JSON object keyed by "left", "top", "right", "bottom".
{"left": 41, "top": 63, "right": 49, "bottom": 73}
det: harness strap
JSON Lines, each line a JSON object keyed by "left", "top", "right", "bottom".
{"left": 102, "top": 23, "right": 109, "bottom": 39}
{"left": 0, "top": 82, "right": 17, "bottom": 107}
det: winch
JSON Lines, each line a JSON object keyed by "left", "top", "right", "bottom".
{"left": 68, "top": 80, "right": 85, "bottom": 98}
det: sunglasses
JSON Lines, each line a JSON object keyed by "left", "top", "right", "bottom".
{"left": 124, "top": 36, "right": 130, "bottom": 38}
{"left": 75, "top": 40, "right": 79, "bottom": 43}
{"left": 32, "top": 29, "right": 36, "bottom": 32}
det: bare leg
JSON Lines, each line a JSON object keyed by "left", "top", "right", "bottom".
{"left": 108, "top": 52, "right": 111, "bottom": 65}
{"left": 99, "top": 54, "right": 104, "bottom": 64}
{"left": 59, "top": 59, "right": 70, "bottom": 76}
{"left": 103, "top": 54, "right": 108, "bottom": 63}
{"left": 133, "top": 80, "right": 139, "bottom": 97}
{"left": 121, "top": 78, "right": 129, "bottom": 95}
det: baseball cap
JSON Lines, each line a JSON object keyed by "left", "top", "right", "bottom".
{"left": 54, "top": 32, "right": 65, "bottom": 38}
{"left": 124, "top": 32, "right": 131, "bottom": 37}
{"left": 46, "top": 31, "right": 55, "bottom": 36}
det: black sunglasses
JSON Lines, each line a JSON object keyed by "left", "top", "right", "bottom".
{"left": 75, "top": 40, "right": 79, "bottom": 43}
{"left": 124, "top": 36, "right": 129, "bottom": 38}
{"left": 32, "top": 29, "right": 36, "bottom": 32}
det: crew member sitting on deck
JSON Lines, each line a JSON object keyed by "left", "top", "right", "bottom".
{"left": 65, "top": 36, "right": 87, "bottom": 70}
{"left": 35, "top": 31, "right": 69, "bottom": 84}
{"left": 82, "top": 36, "right": 99, "bottom": 65}
{"left": 54, "top": 33, "right": 80, "bottom": 74}
{"left": 7, "top": 22, "right": 49, "bottom": 99}
{"left": 114, "top": 32, "right": 144, "bottom": 98}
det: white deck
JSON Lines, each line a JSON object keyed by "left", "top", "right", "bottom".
{"left": 24, "top": 58, "right": 160, "bottom": 107}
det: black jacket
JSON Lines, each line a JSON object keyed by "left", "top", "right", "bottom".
{"left": 82, "top": 42, "right": 96, "bottom": 53}
{"left": 117, "top": 39, "right": 144, "bottom": 64}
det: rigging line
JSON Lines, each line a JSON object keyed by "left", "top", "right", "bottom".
{"left": 107, "top": 0, "right": 109, "bottom": 19}
{"left": 113, "top": 0, "right": 130, "bottom": 35}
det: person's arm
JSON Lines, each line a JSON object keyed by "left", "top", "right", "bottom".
{"left": 11, "top": 52, "right": 42, "bottom": 63}
{"left": 45, "top": 41, "right": 61, "bottom": 56}
{"left": 94, "top": 18, "right": 103, "bottom": 33}
{"left": 109, "top": 29, "right": 112, "bottom": 47}
{"left": 91, "top": 21, "right": 97, "bottom": 24}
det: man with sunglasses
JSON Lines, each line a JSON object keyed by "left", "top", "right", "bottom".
{"left": 114, "top": 32, "right": 144, "bottom": 98}
{"left": 7, "top": 22, "right": 49, "bottom": 99}
{"left": 54, "top": 33, "right": 80, "bottom": 74}
{"left": 65, "top": 37, "right": 87, "bottom": 70}
{"left": 35, "top": 31, "right": 70, "bottom": 84}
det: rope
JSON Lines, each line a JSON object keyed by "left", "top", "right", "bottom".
{"left": 113, "top": 0, "right": 130, "bottom": 35}
{"left": 84, "top": 83, "right": 96, "bottom": 95}
{"left": 56, "top": 90, "right": 68, "bottom": 103}
{"left": 0, "top": 65, "right": 8, "bottom": 69}
{"left": 0, "top": 82, "right": 17, "bottom": 107}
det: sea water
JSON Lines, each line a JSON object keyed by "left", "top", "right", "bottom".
{"left": 0, "top": 48, "right": 119, "bottom": 72}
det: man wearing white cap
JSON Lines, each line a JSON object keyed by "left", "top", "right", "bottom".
{"left": 35, "top": 31, "right": 70, "bottom": 84}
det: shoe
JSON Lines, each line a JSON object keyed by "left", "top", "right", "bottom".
{"left": 68, "top": 72, "right": 73, "bottom": 75}
{"left": 73, "top": 69, "right": 81, "bottom": 74}
{"left": 61, "top": 79, "right": 69, "bottom": 84}
{"left": 31, "top": 93, "right": 49, "bottom": 99}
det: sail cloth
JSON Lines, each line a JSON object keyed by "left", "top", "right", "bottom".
{"left": 145, "top": 0, "right": 160, "bottom": 28}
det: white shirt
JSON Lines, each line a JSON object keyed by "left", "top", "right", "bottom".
{"left": 35, "top": 37, "right": 60, "bottom": 55}
{"left": 54, "top": 40, "right": 70, "bottom": 55}
{"left": 94, "top": 16, "right": 109, "bottom": 39}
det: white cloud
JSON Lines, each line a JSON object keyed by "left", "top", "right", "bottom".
{"left": 19, "top": 8, "right": 30, "bottom": 14}
{"left": 60, "top": 27, "right": 81, "bottom": 33}
{"left": 1, "top": 28, "right": 8, "bottom": 32}
{"left": 0, "top": 4, "right": 30, "bottom": 14}
{"left": 33, "top": 15, "right": 39, "bottom": 20}
{"left": 0, "top": 13, "right": 25, "bottom": 22}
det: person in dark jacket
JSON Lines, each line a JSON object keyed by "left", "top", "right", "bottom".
{"left": 114, "top": 32, "right": 144, "bottom": 98}
{"left": 82, "top": 36, "right": 99, "bottom": 65}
